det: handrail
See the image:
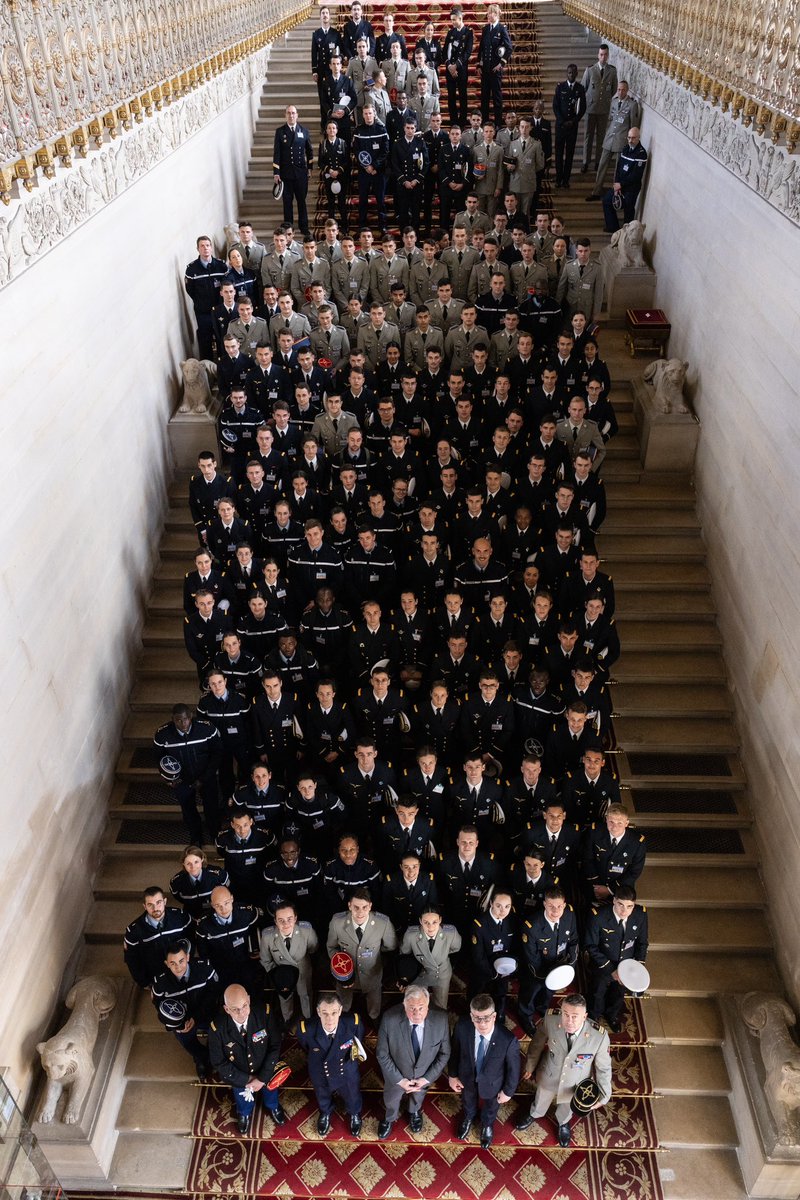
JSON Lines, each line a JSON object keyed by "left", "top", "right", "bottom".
{"left": 561, "top": 0, "right": 800, "bottom": 151}
{"left": 0, "top": 0, "right": 312, "bottom": 202}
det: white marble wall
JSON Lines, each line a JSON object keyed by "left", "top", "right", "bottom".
{"left": 639, "top": 105, "right": 800, "bottom": 1001}
{"left": 0, "top": 66, "right": 266, "bottom": 1097}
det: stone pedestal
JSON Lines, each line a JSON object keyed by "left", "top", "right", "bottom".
{"left": 632, "top": 375, "right": 700, "bottom": 472}
{"left": 32, "top": 980, "right": 136, "bottom": 1187}
{"left": 720, "top": 994, "right": 800, "bottom": 1199}
{"left": 600, "top": 245, "right": 656, "bottom": 318}
{"left": 168, "top": 403, "right": 222, "bottom": 471}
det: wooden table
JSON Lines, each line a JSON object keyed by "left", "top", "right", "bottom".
{"left": 625, "top": 308, "right": 671, "bottom": 357}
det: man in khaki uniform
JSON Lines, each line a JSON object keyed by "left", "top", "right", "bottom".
{"left": 505, "top": 118, "right": 545, "bottom": 217}
{"left": 327, "top": 888, "right": 398, "bottom": 1018}
{"left": 516, "top": 992, "right": 612, "bottom": 1146}
{"left": 259, "top": 901, "right": 318, "bottom": 1020}
{"left": 399, "top": 907, "right": 462, "bottom": 1008}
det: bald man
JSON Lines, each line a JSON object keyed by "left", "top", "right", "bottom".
{"left": 209, "top": 984, "right": 286, "bottom": 1134}
{"left": 195, "top": 886, "right": 261, "bottom": 991}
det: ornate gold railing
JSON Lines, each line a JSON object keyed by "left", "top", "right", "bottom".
{"left": 0, "top": 0, "right": 312, "bottom": 200}
{"left": 562, "top": 0, "right": 800, "bottom": 150}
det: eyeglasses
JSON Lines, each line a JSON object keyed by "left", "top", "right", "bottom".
{"left": 471, "top": 1013, "right": 495, "bottom": 1023}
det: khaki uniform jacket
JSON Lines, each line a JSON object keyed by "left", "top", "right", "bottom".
{"left": 259, "top": 921, "right": 318, "bottom": 1008}
{"left": 526, "top": 1008, "right": 612, "bottom": 1106}
{"left": 326, "top": 911, "right": 398, "bottom": 989}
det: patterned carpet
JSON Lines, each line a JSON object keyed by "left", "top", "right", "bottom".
{"left": 186, "top": 999, "right": 662, "bottom": 1198}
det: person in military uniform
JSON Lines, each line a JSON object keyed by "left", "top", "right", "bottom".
{"left": 581, "top": 803, "right": 647, "bottom": 903}
{"left": 296, "top": 991, "right": 365, "bottom": 1137}
{"left": 208, "top": 983, "right": 286, "bottom": 1134}
{"left": 399, "top": 906, "right": 461, "bottom": 1008}
{"left": 459, "top": 671, "right": 515, "bottom": 776}
{"left": 552, "top": 64, "right": 587, "bottom": 189}
{"left": 195, "top": 885, "right": 261, "bottom": 992}
{"left": 505, "top": 117, "right": 546, "bottom": 217}
{"left": 196, "top": 669, "right": 253, "bottom": 800}
{"left": 469, "top": 890, "right": 518, "bottom": 1019}
{"left": 262, "top": 837, "right": 322, "bottom": 924}
{"left": 319, "top": 120, "right": 351, "bottom": 228}
{"left": 230, "top": 762, "right": 285, "bottom": 842}
{"left": 185, "top": 235, "right": 228, "bottom": 360}
{"left": 561, "top": 744, "right": 619, "bottom": 828}
{"left": 509, "top": 851, "right": 556, "bottom": 922}
{"left": 152, "top": 940, "right": 220, "bottom": 1082}
{"left": 183, "top": 589, "right": 233, "bottom": 685}
{"left": 352, "top": 666, "right": 411, "bottom": 763}
{"left": 516, "top": 991, "right": 612, "bottom": 1145}
{"left": 326, "top": 888, "right": 398, "bottom": 1020}
{"left": 585, "top": 886, "right": 648, "bottom": 1031}
{"left": 312, "top": 8, "right": 345, "bottom": 125}
{"left": 382, "top": 855, "right": 440, "bottom": 933}
{"left": 215, "top": 809, "right": 272, "bottom": 908}
{"left": 322, "top": 834, "right": 382, "bottom": 914}
{"left": 251, "top": 670, "right": 304, "bottom": 779}
{"left": 170, "top": 847, "right": 230, "bottom": 921}
{"left": 123, "top": 886, "right": 194, "bottom": 989}
{"left": 518, "top": 886, "right": 580, "bottom": 1034}
{"left": 439, "top": 826, "right": 499, "bottom": 935}
{"left": 378, "top": 795, "right": 436, "bottom": 870}
{"left": 283, "top": 770, "right": 347, "bottom": 857}
{"left": 273, "top": 105, "right": 313, "bottom": 236}
{"left": 477, "top": 4, "right": 513, "bottom": 125}
{"left": 391, "top": 119, "right": 429, "bottom": 230}
{"left": 153, "top": 704, "right": 222, "bottom": 845}
{"left": 443, "top": 7, "right": 473, "bottom": 125}
{"left": 520, "top": 800, "right": 582, "bottom": 892}
{"left": 449, "top": 754, "right": 505, "bottom": 844}
{"left": 259, "top": 900, "right": 318, "bottom": 1020}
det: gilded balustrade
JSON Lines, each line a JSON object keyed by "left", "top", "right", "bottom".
{"left": 0, "top": 0, "right": 312, "bottom": 202}
{"left": 561, "top": 0, "right": 800, "bottom": 151}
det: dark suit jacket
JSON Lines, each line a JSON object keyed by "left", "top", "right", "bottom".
{"left": 208, "top": 1002, "right": 282, "bottom": 1087}
{"left": 376, "top": 1003, "right": 451, "bottom": 1085}
{"left": 448, "top": 1013, "right": 521, "bottom": 1099}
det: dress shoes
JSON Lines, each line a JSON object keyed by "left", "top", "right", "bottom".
{"left": 457, "top": 1116, "right": 473, "bottom": 1140}
{"left": 350, "top": 1113, "right": 362, "bottom": 1137}
{"left": 237, "top": 1112, "right": 250, "bottom": 1135}
{"left": 377, "top": 1119, "right": 394, "bottom": 1140}
{"left": 409, "top": 1112, "right": 423, "bottom": 1134}
{"left": 317, "top": 1112, "right": 331, "bottom": 1137}
{"left": 558, "top": 1122, "right": 572, "bottom": 1147}
{"left": 480, "top": 1125, "right": 494, "bottom": 1149}
{"left": 196, "top": 1063, "right": 211, "bottom": 1083}
{"left": 271, "top": 1103, "right": 288, "bottom": 1126}
{"left": 585, "top": 192, "right": 602, "bottom": 201}
{"left": 515, "top": 1113, "right": 535, "bottom": 1132}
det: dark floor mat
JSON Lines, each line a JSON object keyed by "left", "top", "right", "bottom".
{"left": 631, "top": 790, "right": 737, "bottom": 814}
{"left": 123, "top": 782, "right": 175, "bottom": 806}
{"left": 116, "top": 819, "right": 188, "bottom": 844}
{"left": 627, "top": 753, "right": 732, "bottom": 776}
{"left": 644, "top": 827, "right": 744, "bottom": 854}
{"left": 129, "top": 746, "right": 159, "bottom": 768}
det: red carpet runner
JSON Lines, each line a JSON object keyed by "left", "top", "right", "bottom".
{"left": 186, "top": 1001, "right": 663, "bottom": 1198}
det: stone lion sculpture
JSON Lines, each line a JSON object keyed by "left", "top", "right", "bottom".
{"left": 223, "top": 221, "right": 240, "bottom": 252}
{"left": 741, "top": 992, "right": 800, "bottom": 1139}
{"left": 37, "top": 976, "right": 118, "bottom": 1125}
{"left": 609, "top": 219, "right": 646, "bottom": 269}
{"left": 179, "top": 358, "right": 217, "bottom": 414}
{"left": 643, "top": 357, "right": 690, "bottom": 415}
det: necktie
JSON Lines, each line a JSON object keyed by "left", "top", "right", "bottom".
{"left": 553, "top": 921, "right": 559, "bottom": 943}
{"left": 356, "top": 926, "right": 364, "bottom": 942}
{"left": 411, "top": 1024, "right": 422, "bottom": 1057}
{"left": 332, "top": 417, "right": 339, "bottom": 431}
{"left": 458, "top": 251, "right": 463, "bottom": 265}
{"left": 579, "top": 264, "right": 585, "bottom": 277}
{"left": 470, "top": 787, "right": 478, "bottom": 803}
{"left": 611, "top": 837, "right": 618, "bottom": 848}
{"left": 428, "top": 937, "right": 436, "bottom": 952}
{"left": 464, "top": 329, "right": 471, "bottom": 342}
{"left": 245, "top": 323, "right": 250, "bottom": 333}
{"left": 442, "top": 304, "right": 448, "bottom": 321}
{"left": 156, "top": 920, "right": 163, "bottom": 931}
{"left": 521, "top": 140, "right": 526, "bottom": 152}
{"left": 573, "top": 425, "right": 578, "bottom": 442}
{"left": 326, "top": 330, "right": 331, "bottom": 343}
{"left": 463, "top": 860, "right": 472, "bottom": 880}
{"left": 550, "top": 834, "right": 557, "bottom": 845}
{"left": 279, "top": 254, "right": 285, "bottom": 269}
{"left": 473, "top": 131, "right": 478, "bottom": 144}
{"left": 245, "top": 246, "right": 251, "bottom": 260}
{"left": 476, "top": 1035, "right": 487, "bottom": 1073}
{"left": 599, "top": 67, "right": 604, "bottom": 80}
{"left": 566, "top": 1032, "right": 573, "bottom": 1051}
{"left": 347, "top": 260, "right": 352, "bottom": 273}
{"left": 285, "top": 937, "right": 292, "bottom": 952}
{"left": 285, "top": 318, "right": 291, "bottom": 328}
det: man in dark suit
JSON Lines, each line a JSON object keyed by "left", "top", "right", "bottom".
{"left": 552, "top": 64, "right": 587, "bottom": 188}
{"left": 448, "top": 992, "right": 521, "bottom": 1147}
{"left": 296, "top": 992, "right": 365, "bottom": 1137}
{"left": 273, "top": 105, "right": 314, "bottom": 235}
{"left": 208, "top": 984, "right": 286, "bottom": 1134}
{"left": 376, "top": 985, "right": 452, "bottom": 1137}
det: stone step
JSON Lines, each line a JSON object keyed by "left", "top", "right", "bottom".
{"left": 141, "top": 617, "right": 188, "bottom": 649}
{"left": 614, "top": 591, "right": 715, "bottom": 619}
{"left": 648, "top": 1044, "right": 730, "bottom": 1095}
{"left": 117, "top": 1080, "right": 196, "bottom": 1133}
{"left": 110, "top": 1131, "right": 193, "bottom": 1191}
{"left": 648, "top": 908, "right": 770, "bottom": 954}
{"left": 614, "top": 622, "right": 722, "bottom": 649}
{"left": 614, "top": 715, "right": 738, "bottom": 753}
{"left": 95, "top": 849, "right": 180, "bottom": 898}
{"left": 602, "top": 509, "right": 701, "bottom": 532}
{"left": 613, "top": 652, "right": 726, "bottom": 684}
{"left": 660, "top": 1148, "right": 747, "bottom": 1200}
{"left": 603, "top": 482, "right": 696, "bottom": 507}
{"left": 601, "top": 535, "right": 706, "bottom": 562}
{"left": 161, "top": 529, "right": 205, "bottom": 557}
{"left": 645, "top": 996, "right": 723, "bottom": 1044}
{"left": 87, "top": 898, "right": 152, "bottom": 941}
{"left": 130, "top": 677, "right": 202, "bottom": 709}
{"left": 657, "top": 1094, "right": 737, "bottom": 1150}
{"left": 137, "top": 647, "right": 197, "bottom": 678}
{"left": 647, "top": 951, "right": 782, "bottom": 997}
{"left": 638, "top": 865, "right": 764, "bottom": 909}
{"left": 612, "top": 683, "right": 733, "bottom": 717}
{"left": 608, "top": 561, "right": 712, "bottom": 590}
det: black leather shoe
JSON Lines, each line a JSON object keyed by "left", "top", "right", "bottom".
{"left": 558, "top": 1122, "right": 572, "bottom": 1147}
{"left": 377, "top": 1119, "right": 394, "bottom": 1140}
{"left": 317, "top": 1112, "right": 331, "bottom": 1136}
{"left": 480, "top": 1125, "right": 494, "bottom": 1149}
{"left": 608, "top": 1017, "right": 622, "bottom": 1033}
{"left": 515, "top": 1114, "right": 535, "bottom": 1132}
{"left": 350, "top": 1114, "right": 362, "bottom": 1137}
{"left": 271, "top": 1103, "right": 288, "bottom": 1126}
{"left": 457, "top": 1116, "right": 473, "bottom": 1140}
{"left": 237, "top": 1113, "right": 250, "bottom": 1135}
{"left": 196, "top": 1064, "right": 210, "bottom": 1083}
{"left": 409, "top": 1112, "right": 423, "bottom": 1134}
{"left": 580, "top": 163, "right": 589, "bottom": 173}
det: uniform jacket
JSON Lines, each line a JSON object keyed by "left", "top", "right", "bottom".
{"left": 581, "top": 62, "right": 618, "bottom": 114}
{"left": 209, "top": 1000, "right": 282, "bottom": 1086}
{"left": 525, "top": 1008, "right": 612, "bottom": 1103}
{"left": 326, "top": 910, "right": 398, "bottom": 986}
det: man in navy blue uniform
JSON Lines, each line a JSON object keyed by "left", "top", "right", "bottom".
{"left": 296, "top": 991, "right": 365, "bottom": 1136}
{"left": 448, "top": 992, "right": 521, "bottom": 1148}
{"left": 443, "top": 8, "right": 474, "bottom": 125}
{"left": 209, "top": 983, "right": 287, "bottom": 1134}
{"left": 273, "top": 105, "right": 314, "bottom": 236}
{"left": 602, "top": 127, "right": 648, "bottom": 231}
{"left": 477, "top": 5, "right": 513, "bottom": 125}
{"left": 185, "top": 235, "right": 227, "bottom": 360}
